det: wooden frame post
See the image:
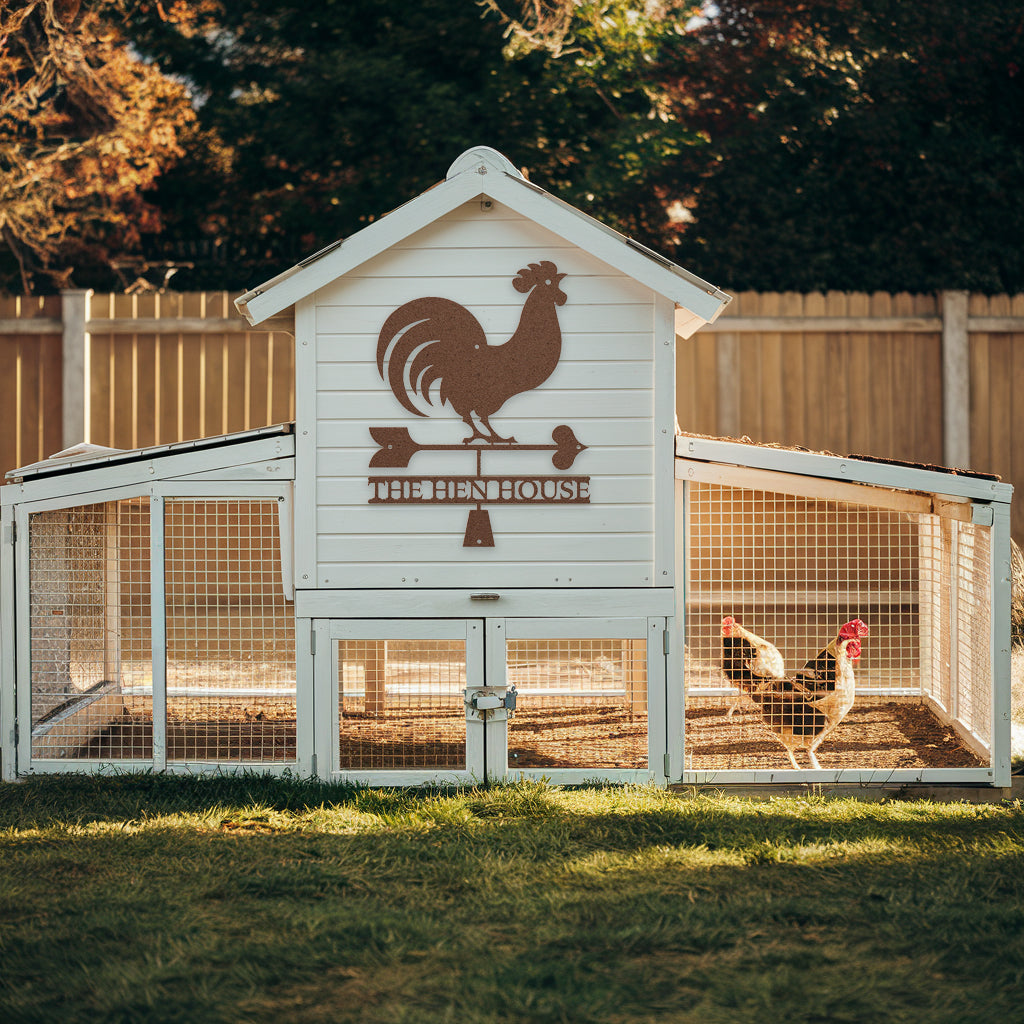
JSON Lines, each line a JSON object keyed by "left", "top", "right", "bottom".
{"left": 941, "top": 290, "right": 970, "bottom": 469}
{"left": 61, "top": 289, "right": 91, "bottom": 451}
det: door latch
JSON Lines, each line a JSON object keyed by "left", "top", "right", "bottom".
{"left": 465, "top": 685, "right": 517, "bottom": 721}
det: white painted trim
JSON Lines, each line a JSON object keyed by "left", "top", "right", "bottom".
{"left": 682, "top": 768, "right": 999, "bottom": 785}
{"left": 14, "top": 505, "right": 32, "bottom": 774}
{"left": 294, "top": 299, "right": 318, "bottom": 591}
{"left": 166, "top": 459, "right": 296, "bottom": 483}
{"left": 990, "top": 502, "right": 1013, "bottom": 787}
{"left": 646, "top": 616, "right": 669, "bottom": 785}
{"left": 295, "top": 587, "right": 675, "bottom": 619}
{"left": 312, "top": 619, "right": 333, "bottom": 778}
{"left": 23, "top": 760, "right": 304, "bottom": 777}
{"left": 237, "top": 157, "right": 730, "bottom": 327}
{"left": 501, "top": 616, "right": 648, "bottom": 639}
{"left": 676, "top": 435, "right": 1013, "bottom": 504}
{"left": 156, "top": 481, "right": 292, "bottom": 500}
{"left": 654, "top": 296, "right": 676, "bottom": 587}
{"left": 509, "top": 769, "right": 659, "bottom": 785}
{"left": 277, "top": 486, "right": 295, "bottom": 602}
{"left": 7, "top": 436, "right": 294, "bottom": 505}
{"left": 150, "top": 495, "right": 167, "bottom": 771}
{"left": 666, "top": 476, "right": 687, "bottom": 782}
{"left": 0, "top": 502, "right": 16, "bottom": 779}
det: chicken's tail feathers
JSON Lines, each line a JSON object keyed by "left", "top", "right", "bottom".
{"left": 376, "top": 297, "right": 485, "bottom": 415}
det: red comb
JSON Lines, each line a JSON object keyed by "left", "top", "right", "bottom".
{"left": 840, "top": 619, "right": 869, "bottom": 639}
{"left": 721, "top": 616, "right": 736, "bottom": 635}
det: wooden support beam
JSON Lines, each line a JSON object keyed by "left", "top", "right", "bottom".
{"left": 942, "top": 290, "right": 970, "bottom": 469}
{"left": 61, "top": 290, "right": 91, "bottom": 449}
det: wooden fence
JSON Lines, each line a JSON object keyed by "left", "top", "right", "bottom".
{"left": 1, "top": 289, "right": 1021, "bottom": 539}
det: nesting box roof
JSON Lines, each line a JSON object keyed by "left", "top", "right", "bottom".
{"left": 234, "top": 146, "right": 731, "bottom": 338}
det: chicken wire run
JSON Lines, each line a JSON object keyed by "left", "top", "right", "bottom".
{"left": 26, "top": 496, "right": 296, "bottom": 767}
{"left": 678, "top": 452, "right": 1006, "bottom": 781}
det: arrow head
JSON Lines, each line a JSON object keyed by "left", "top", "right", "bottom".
{"left": 550, "top": 425, "right": 587, "bottom": 470}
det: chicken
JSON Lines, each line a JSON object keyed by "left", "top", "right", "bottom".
{"left": 376, "top": 260, "right": 567, "bottom": 444}
{"left": 720, "top": 616, "right": 787, "bottom": 718}
{"left": 795, "top": 619, "right": 869, "bottom": 692}
{"left": 742, "top": 636, "right": 863, "bottom": 770}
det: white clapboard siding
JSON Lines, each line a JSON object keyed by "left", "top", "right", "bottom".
{"left": 316, "top": 561, "right": 654, "bottom": 589}
{"left": 316, "top": 359, "right": 653, "bottom": 393}
{"left": 309, "top": 200, "right": 667, "bottom": 589}
{"left": 319, "top": 332, "right": 654, "bottom": 363}
{"left": 315, "top": 302, "right": 652, "bottom": 337}
{"left": 317, "top": 504, "right": 653, "bottom": 535}
{"left": 315, "top": 272, "right": 654, "bottom": 307}
{"left": 315, "top": 389, "right": 654, "bottom": 421}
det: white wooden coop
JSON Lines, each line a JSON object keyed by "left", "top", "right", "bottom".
{"left": 0, "top": 146, "right": 1013, "bottom": 786}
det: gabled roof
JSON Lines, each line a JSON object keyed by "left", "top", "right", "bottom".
{"left": 6, "top": 424, "right": 293, "bottom": 482}
{"left": 234, "top": 146, "right": 732, "bottom": 337}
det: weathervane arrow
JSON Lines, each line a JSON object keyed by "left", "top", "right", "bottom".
{"left": 369, "top": 425, "right": 587, "bottom": 470}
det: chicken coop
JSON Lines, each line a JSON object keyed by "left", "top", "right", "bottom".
{"left": 0, "top": 145, "right": 1013, "bottom": 787}
{"left": 675, "top": 435, "right": 1014, "bottom": 785}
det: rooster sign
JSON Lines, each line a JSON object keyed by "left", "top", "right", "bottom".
{"left": 369, "top": 260, "right": 590, "bottom": 547}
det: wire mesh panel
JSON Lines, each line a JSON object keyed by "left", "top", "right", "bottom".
{"left": 336, "top": 639, "right": 467, "bottom": 770}
{"left": 684, "top": 481, "right": 992, "bottom": 772}
{"left": 505, "top": 638, "right": 648, "bottom": 769}
{"left": 29, "top": 500, "right": 151, "bottom": 760}
{"left": 164, "top": 499, "right": 296, "bottom": 763}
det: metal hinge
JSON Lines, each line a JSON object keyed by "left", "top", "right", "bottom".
{"left": 3, "top": 520, "right": 14, "bottom": 545}
{"left": 663, "top": 630, "right": 671, "bottom": 655}
{"left": 663, "top": 752, "right": 671, "bottom": 777}
{"left": 310, "top": 627, "right": 316, "bottom": 656}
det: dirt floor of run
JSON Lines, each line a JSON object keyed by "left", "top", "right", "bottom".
{"left": 685, "top": 695, "right": 985, "bottom": 771}
{"left": 63, "top": 695, "right": 984, "bottom": 772}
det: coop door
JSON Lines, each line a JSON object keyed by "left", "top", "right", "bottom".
{"left": 316, "top": 619, "right": 488, "bottom": 785}
{"left": 314, "top": 617, "right": 665, "bottom": 785}
{"left": 494, "top": 617, "right": 665, "bottom": 785}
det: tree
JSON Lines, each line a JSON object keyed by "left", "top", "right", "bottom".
{"left": 658, "top": 0, "right": 1024, "bottom": 292}
{"left": 0, "top": 0, "right": 195, "bottom": 292}
{"left": 125, "top": 0, "right": 706, "bottom": 289}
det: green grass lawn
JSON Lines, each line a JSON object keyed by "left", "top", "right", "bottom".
{"left": 2, "top": 775, "right": 1023, "bottom": 1024}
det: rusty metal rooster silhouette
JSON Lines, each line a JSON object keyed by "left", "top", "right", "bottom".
{"left": 376, "top": 260, "right": 567, "bottom": 444}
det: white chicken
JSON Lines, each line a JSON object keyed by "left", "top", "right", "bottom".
{"left": 720, "top": 616, "right": 787, "bottom": 718}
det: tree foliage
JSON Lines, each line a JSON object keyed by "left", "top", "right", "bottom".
{"left": 0, "top": 0, "right": 194, "bottom": 292}
{"left": 4, "top": 0, "right": 1023, "bottom": 294}
{"left": 123, "top": 0, "right": 704, "bottom": 291}
{"left": 661, "top": 0, "right": 1024, "bottom": 292}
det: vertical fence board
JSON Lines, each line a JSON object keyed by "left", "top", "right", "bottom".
{"left": 801, "top": 292, "right": 828, "bottom": 447}
{"left": 778, "top": 292, "right": 806, "bottom": 446}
